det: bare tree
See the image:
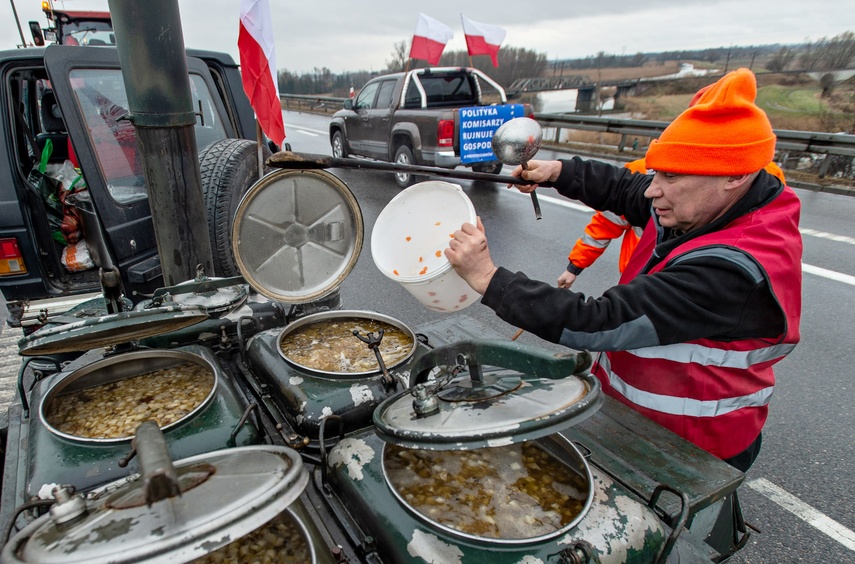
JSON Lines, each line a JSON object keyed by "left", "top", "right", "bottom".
{"left": 765, "top": 47, "right": 795, "bottom": 72}
{"left": 800, "top": 31, "right": 855, "bottom": 70}
{"left": 386, "top": 40, "right": 409, "bottom": 73}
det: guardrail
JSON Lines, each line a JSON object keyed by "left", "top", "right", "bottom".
{"left": 536, "top": 113, "right": 855, "bottom": 181}
{"left": 280, "top": 93, "right": 347, "bottom": 114}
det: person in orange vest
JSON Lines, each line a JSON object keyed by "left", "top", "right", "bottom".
{"left": 446, "top": 68, "right": 801, "bottom": 474}
{"left": 557, "top": 159, "right": 647, "bottom": 288}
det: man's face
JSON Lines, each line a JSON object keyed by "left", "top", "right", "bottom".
{"left": 644, "top": 172, "right": 735, "bottom": 233}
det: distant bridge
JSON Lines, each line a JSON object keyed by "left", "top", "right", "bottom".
{"left": 506, "top": 75, "right": 642, "bottom": 112}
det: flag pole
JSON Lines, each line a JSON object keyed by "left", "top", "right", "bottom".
{"left": 256, "top": 120, "right": 264, "bottom": 181}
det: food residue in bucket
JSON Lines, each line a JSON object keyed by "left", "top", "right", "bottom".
{"left": 419, "top": 266, "right": 428, "bottom": 275}
{"left": 393, "top": 269, "right": 399, "bottom": 275}
{"left": 435, "top": 250, "right": 442, "bottom": 257}
{"left": 435, "top": 221, "right": 441, "bottom": 226}
{"left": 406, "top": 236, "right": 412, "bottom": 242}
{"left": 419, "top": 256, "right": 423, "bottom": 262}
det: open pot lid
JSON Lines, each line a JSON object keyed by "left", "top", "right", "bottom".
{"left": 18, "top": 304, "right": 210, "bottom": 356}
{"left": 373, "top": 339, "right": 601, "bottom": 450}
{"left": 232, "top": 169, "right": 363, "bottom": 304}
{"left": 5, "top": 446, "right": 307, "bottom": 563}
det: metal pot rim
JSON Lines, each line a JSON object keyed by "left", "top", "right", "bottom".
{"left": 39, "top": 348, "right": 220, "bottom": 444}
{"left": 276, "top": 310, "right": 417, "bottom": 378}
{"left": 380, "top": 434, "right": 595, "bottom": 546}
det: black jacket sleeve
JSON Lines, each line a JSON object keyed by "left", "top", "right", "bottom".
{"left": 482, "top": 253, "right": 784, "bottom": 352}
{"left": 552, "top": 157, "right": 652, "bottom": 229}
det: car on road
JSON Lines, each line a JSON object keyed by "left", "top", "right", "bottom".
{"left": 329, "top": 67, "right": 531, "bottom": 188}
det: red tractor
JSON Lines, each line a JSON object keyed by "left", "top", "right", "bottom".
{"left": 29, "top": 1, "right": 114, "bottom": 47}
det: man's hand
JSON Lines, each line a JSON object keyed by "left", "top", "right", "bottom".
{"left": 557, "top": 271, "right": 578, "bottom": 289}
{"left": 508, "top": 160, "right": 563, "bottom": 192}
{"left": 445, "top": 217, "right": 497, "bottom": 295}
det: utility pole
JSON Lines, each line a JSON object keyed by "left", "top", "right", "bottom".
{"left": 9, "top": 0, "right": 29, "bottom": 48}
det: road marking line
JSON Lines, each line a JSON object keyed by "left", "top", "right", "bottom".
{"left": 747, "top": 478, "right": 855, "bottom": 552}
{"left": 283, "top": 123, "right": 327, "bottom": 135}
{"left": 800, "top": 228, "right": 855, "bottom": 246}
{"left": 802, "top": 264, "right": 855, "bottom": 285}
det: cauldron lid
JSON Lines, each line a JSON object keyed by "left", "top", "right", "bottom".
{"left": 373, "top": 339, "right": 602, "bottom": 450}
{"left": 231, "top": 169, "right": 363, "bottom": 304}
{"left": 3, "top": 446, "right": 307, "bottom": 563}
{"left": 18, "top": 304, "right": 209, "bottom": 356}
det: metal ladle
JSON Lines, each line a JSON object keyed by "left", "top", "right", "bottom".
{"left": 492, "top": 118, "right": 544, "bottom": 220}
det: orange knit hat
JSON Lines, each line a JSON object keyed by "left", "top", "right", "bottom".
{"left": 646, "top": 68, "right": 776, "bottom": 175}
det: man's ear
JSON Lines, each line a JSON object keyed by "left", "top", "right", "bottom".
{"left": 725, "top": 172, "right": 757, "bottom": 191}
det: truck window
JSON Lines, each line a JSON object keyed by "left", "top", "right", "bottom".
{"left": 354, "top": 81, "right": 380, "bottom": 110}
{"left": 68, "top": 69, "right": 228, "bottom": 204}
{"left": 375, "top": 80, "right": 396, "bottom": 110}
{"left": 422, "top": 75, "right": 475, "bottom": 105}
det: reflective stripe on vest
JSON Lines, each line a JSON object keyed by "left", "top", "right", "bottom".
{"left": 626, "top": 341, "right": 797, "bottom": 368}
{"left": 596, "top": 352, "right": 774, "bottom": 417}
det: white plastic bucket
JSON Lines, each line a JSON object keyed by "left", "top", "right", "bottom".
{"left": 371, "top": 181, "right": 479, "bottom": 313}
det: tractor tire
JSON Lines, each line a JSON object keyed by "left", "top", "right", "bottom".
{"left": 198, "top": 138, "right": 270, "bottom": 277}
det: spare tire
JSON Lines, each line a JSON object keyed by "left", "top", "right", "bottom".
{"left": 198, "top": 138, "right": 271, "bottom": 277}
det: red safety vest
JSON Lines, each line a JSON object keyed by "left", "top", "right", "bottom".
{"left": 592, "top": 186, "right": 802, "bottom": 459}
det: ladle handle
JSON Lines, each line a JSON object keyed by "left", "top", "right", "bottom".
{"left": 521, "top": 162, "right": 542, "bottom": 220}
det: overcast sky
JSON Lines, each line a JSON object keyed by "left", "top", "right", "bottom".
{"left": 4, "top": 0, "right": 855, "bottom": 74}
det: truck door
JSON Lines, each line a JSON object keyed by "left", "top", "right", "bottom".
{"left": 44, "top": 45, "right": 236, "bottom": 299}
{"left": 346, "top": 79, "right": 380, "bottom": 155}
{"left": 363, "top": 79, "right": 397, "bottom": 160}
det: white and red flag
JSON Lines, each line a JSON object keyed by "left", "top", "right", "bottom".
{"left": 238, "top": 0, "right": 285, "bottom": 146}
{"left": 461, "top": 14, "right": 506, "bottom": 67}
{"left": 409, "top": 13, "right": 454, "bottom": 65}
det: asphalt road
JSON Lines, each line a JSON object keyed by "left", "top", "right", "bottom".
{"left": 2, "top": 110, "right": 853, "bottom": 562}
{"left": 280, "top": 110, "right": 855, "bottom": 563}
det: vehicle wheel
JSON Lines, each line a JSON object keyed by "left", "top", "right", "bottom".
{"left": 198, "top": 138, "right": 271, "bottom": 277}
{"left": 394, "top": 145, "right": 417, "bottom": 188}
{"left": 331, "top": 130, "right": 349, "bottom": 158}
{"left": 472, "top": 160, "right": 504, "bottom": 175}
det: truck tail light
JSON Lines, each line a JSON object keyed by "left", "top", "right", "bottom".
{"left": 437, "top": 120, "right": 454, "bottom": 147}
{"left": 0, "top": 238, "right": 27, "bottom": 275}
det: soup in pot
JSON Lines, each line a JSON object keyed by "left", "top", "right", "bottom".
{"left": 280, "top": 317, "right": 413, "bottom": 373}
{"left": 46, "top": 362, "right": 214, "bottom": 439}
{"left": 385, "top": 442, "right": 588, "bottom": 539}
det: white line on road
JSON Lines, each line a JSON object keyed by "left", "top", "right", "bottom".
{"left": 747, "top": 478, "right": 855, "bottom": 552}
{"left": 800, "top": 228, "right": 855, "bottom": 246}
{"left": 802, "top": 264, "right": 855, "bottom": 286}
{"left": 283, "top": 123, "right": 327, "bottom": 136}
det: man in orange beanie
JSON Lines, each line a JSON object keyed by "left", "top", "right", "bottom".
{"left": 446, "top": 68, "right": 802, "bottom": 475}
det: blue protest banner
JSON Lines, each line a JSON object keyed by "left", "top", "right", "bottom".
{"left": 458, "top": 104, "right": 525, "bottom": 164}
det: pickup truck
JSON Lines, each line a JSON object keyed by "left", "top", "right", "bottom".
{"left": 0, "top": 44, "right": 268, "bottom": 329}
{"left": 329, "top": 67, "right": 530, "bottom": 188}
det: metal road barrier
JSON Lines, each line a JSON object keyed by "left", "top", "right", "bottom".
{"left": 280, "top": 93, "right": 347, "bottom": 114}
